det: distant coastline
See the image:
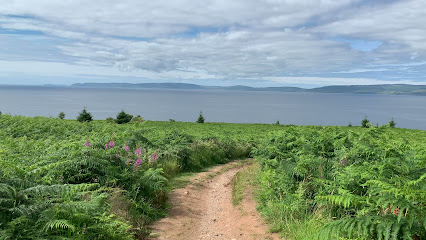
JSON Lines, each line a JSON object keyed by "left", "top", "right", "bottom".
{"left": 71, "top": 83, "right": 426, "bottom": 95}
{"left": 2, "top": 83, "right": 426, "bottom": 96}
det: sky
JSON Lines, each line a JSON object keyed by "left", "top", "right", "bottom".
{"left": 0, "top": 0, "right": 425, "bottom": 88}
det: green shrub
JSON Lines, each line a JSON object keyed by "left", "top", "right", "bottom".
{"left": 77, "top": 108, "right": 93, "bottom": 122}
{"left": 131, "top": 115, "right": 144, "bottom": 123}
{"left": 106, "top": 117, "right": 115, "bottom": 123}
{"left": 115, "top": 110, "right": 133, "bottom": 124}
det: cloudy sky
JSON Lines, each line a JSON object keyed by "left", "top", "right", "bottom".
{"left": 0, "top": 0, "right": 425, "bottom": 87}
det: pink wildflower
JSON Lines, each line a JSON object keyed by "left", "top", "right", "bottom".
{"left": 151, "top": 153, "right": 158, "bottom": 163}
{"left": 135, "top": 148, "right": 142, "bottom": 157}
{"left": 109, "top": 141, "right": 115, "bottom": 148}
{"left": 126, "top": 159, "right": 133, "bottom": 165}
{"left": 134, "top": 159, "right": 142, "bottom": 167}
{"left": 84, "top": 141, "right": 91, "bottom": 147}
{"left": 124, "top": 145, "right": 130, "bottom": 151}
{"left": 105, "top": 143, "right": 109, "bottom": 150}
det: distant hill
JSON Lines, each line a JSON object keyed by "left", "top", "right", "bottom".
{"left": 71, "top": 83, "right": 305, "bottom": 92}
{"left": 309, "top": 84, "right": 426, "bottom": 95}
{"left": 70, "top": 83, "right": 426, "bottom": 95}
{"left": 71, "top": 82, "right": 204, "bottom": 89}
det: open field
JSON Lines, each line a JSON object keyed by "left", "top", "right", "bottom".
{"left": 0, "top": 114, "right": 425, "bottom": 239}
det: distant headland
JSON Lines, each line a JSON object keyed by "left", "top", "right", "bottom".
{"left": 69, "top": 83, "right": 426, "bottom": 96}
{"left": 2, "top": 83, "right": 426, "bottom": 96}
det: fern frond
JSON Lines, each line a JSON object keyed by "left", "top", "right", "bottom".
{"left": 316, "top": 192, "right": 363, "bottom": 208}
{"left": 43, "top": 219, "right": 75, "bottom": 232}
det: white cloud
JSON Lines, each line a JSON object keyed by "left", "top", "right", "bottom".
{"left": 0, "top": 0, "right": 425, "bottom": 86}
{"left": 0, "top": 0, "right": 358, "bottom": 37}
{"left": 313, "top": 0, "right": 426, "bottom": 51}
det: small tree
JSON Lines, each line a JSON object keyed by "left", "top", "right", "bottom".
{"left": 348, "top": 122, "right": 352, "bottom": 127}
{"left": 275, "top": 120, "right": 280, "bottom": 125}
{"left": 197, "top": 111, "right": 205, "bottom": 123}
{"left": 389, "top": 118, "right": 396, "bottom": 128}
{"left": 77, "top": 108, "right": 93, "bottom": 122}
{"left": 361, "top": 116, "right": 370, "bottom": 128}
{"left": 58, "top": 112, "right": 65, "bottom": 119}
{"left": 115, "top": 110, "right": 133, "bottom": 124}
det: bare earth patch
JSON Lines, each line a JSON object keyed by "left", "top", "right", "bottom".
{"left": 149, "top": 160, "right": 279, "bottom": 240}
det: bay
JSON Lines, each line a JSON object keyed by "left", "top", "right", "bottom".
{"left": 0, "top": 86, "right": 425, "bottom": 130}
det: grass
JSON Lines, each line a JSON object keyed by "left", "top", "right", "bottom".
{"left": 168, "top": 172, "right": 199, "bottom": 190}
{"left": 231, "top": 159, "right": 259, "bottom": 206}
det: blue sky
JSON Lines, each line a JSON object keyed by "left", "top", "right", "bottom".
{"left": 0, "top": 0, "right": 425, "bottom": 87}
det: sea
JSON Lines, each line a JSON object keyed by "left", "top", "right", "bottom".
{"left": 0, "top": 86, "right": 425, "bottom": 130}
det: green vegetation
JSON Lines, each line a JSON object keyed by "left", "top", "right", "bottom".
{"left": 389, "top": 118, "right": 396, "bottom": 128}
{"left": 253, "top": 126, "right": 426, "bottom": 240}
{"left": 115, "top": 110, "right": 133, "bottom": 124}
{"left": 58, "top": 111, "right": 65, "bottom": 119}
{"left": 0, "top": 114, "right": 424, "bottom": 239}
{"left": 131, "top": 115, "right": 144, "bottom": 123}
{"left": 231, "top": 159, "right": 260, "bottom": 206}
{"left": 77, "top": 108, "right": 93, "bottom": 122}
{"left": 197, "top": 111, "right": 205, "bottom": 123}
{"left": 0, "top": 115, "right": 263, "bottom": 239}
{"left": 361, "top": 116, "right": 370, "bottom": 128}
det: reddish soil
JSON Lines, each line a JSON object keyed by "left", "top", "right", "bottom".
{"left": 149, "top": 161, "right": 279, "bottom": 240}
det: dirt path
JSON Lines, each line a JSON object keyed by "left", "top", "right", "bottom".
{"left": 149, "top": 160, "right": 279, "bottom": 240}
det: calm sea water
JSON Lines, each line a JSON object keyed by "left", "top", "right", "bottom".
{"left": 0, "top": 86, "right": 425, "bottom": 130}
